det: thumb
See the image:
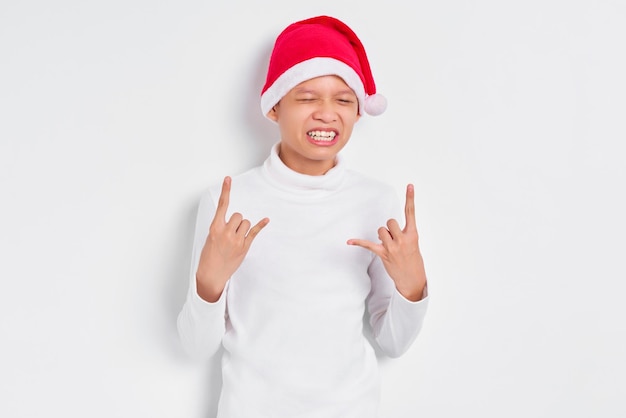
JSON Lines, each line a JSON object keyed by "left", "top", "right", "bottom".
{"left": 347, "top": 239, "right": 384, "bottom": 257}
{"left": 244, "top": 218, "right": 270, "bottom": 248}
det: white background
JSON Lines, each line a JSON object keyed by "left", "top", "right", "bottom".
{"left": 1, "top": 0, "right": 625, "bottom": 417}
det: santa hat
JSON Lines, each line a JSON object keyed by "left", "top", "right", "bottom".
{"left": 260, "top": 15, "right": 387, "bottom": 118}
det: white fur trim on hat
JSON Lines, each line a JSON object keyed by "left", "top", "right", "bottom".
{"left": 261, "top": 57, "right": 366, "bottom": 118}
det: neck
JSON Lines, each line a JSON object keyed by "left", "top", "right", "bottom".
{"left": 277, "top": 145, "right": 336, "bottom": 176}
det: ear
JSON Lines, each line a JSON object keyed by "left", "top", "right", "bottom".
{"left": 267, "top": 105, "right": 279, "bottom": 122}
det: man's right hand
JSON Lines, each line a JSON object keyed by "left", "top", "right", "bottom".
{"left": 196, "top": 176, "right": 269, "bottom": 302}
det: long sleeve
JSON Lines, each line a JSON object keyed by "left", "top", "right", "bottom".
{"left": 176, "top": 190, "right": 228, "bottom": 360}
{"left": 366, "top": 255, "right": 429, "bottom": 358}
{"left": 364, "top": 184, "right": 430, "bottom": 359}
{"left": 176, "top": 150, "right": 431, "bottom": 415}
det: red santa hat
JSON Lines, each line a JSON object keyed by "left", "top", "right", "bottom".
{"left": 261, "top": 15, "right": 387, "bottom": 118}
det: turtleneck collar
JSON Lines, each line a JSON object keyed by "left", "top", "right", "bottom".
{"left": 261, "top": 143, "right": 346, "bottom": 194}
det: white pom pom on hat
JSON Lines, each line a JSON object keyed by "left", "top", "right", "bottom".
{"left": 261, "top": 15, "right": 387, "bottom": 118}
{"left": 364, "top": 93, "right": 387, "bottom": 116}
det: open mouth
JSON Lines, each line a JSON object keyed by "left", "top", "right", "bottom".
{"left": 307, "top": 130, "right": 337, "bottom": 142}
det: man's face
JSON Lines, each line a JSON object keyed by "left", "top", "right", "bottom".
{"left": 267, "top": 75, "right": 360, "bottom": 176}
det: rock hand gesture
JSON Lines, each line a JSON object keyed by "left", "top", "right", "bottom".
{"left": 196, "top": 176, "right": 270, "bottom": 302}
{"left": 348, "top": 184, "right": 427, "bottom": 302}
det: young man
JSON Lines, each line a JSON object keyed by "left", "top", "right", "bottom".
{"left": 178, "top": 15, "right": 429, "bottom": 418}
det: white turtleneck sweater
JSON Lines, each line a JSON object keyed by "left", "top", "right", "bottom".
{"left": 177, "top": 144, "right": 429, "bottom": 418}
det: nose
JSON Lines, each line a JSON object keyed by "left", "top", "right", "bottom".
{"left": 312, "top": 99, "right": 338, "bottom": 123}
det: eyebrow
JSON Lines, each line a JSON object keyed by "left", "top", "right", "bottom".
{"left": 293, "top": 88, "right": 316, "bottom": 94}
{"left": 293, "top": 88, "right": 356, "bottom": 96}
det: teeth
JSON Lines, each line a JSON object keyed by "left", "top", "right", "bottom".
{"left": 307, "top": 130, "right": 336, "bottom": 141}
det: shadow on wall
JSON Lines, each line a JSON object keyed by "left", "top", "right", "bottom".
{"left": 237, "top": 38, "right": 279, "bottom": 166}
{"left": 163, "top": 35, "right": 278, "bottom": 418}
{"left": 162, "top": 195, "right": 223, "bottom": 418}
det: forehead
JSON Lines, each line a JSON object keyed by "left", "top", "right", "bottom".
{"left": 290, "top": 75, "right": 355, "bottom": 94}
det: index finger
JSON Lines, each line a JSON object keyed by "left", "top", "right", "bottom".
{"left": 404, "top": 183, "right": 416, "bottom": 230}
{"left": 215, "top": 176, "right": 231, "bottom": 221}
